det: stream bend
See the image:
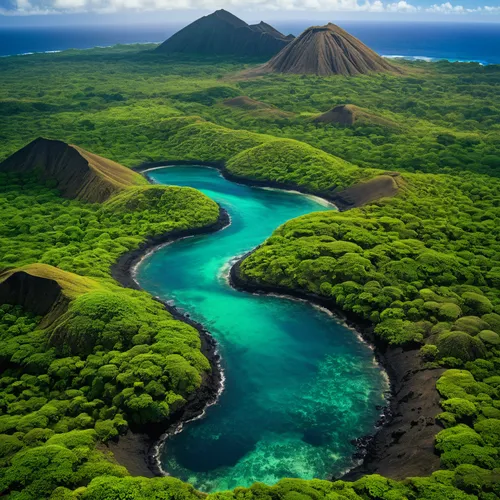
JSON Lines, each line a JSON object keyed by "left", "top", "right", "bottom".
{"left": 135, "top": 166, "right": 388, "bottom": 492}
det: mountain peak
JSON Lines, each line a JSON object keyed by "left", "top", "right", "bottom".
{"left": 258, "top": 22, "right": 401, "bottom": 76}
{"left": 156, "top": 10, "right": 292, "bottom": 57}
{"left": 211, "top": 8, "right": 248, "bottom": 28}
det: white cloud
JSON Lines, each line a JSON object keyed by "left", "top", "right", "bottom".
{"left": 4, "top": 0, "right": 500, "bottom": 15}
{"left": 427, "top": 2, "right": 469, "bottom": 13}
{"left": 426, "top": 2, "right": 500, "bottom": 13}
{"left": 386, "top": 1, "right": 418, "bottom": 12}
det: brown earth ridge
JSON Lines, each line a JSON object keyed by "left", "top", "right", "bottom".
{"left": 314, "top": 104, "right": 400, "bottom": 128}
{"left": 156, "top": 9, "right": 293, "bottom": 58}
{"left": 0, "top": 137, "right": 146, "bottom": 203}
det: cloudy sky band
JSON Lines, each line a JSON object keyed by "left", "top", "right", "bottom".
{"left": 1, "top": 0, "right": 500, "bottom": 16}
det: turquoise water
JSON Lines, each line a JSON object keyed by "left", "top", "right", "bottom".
{"left": 136, "top": 166, "right": 388, "bottom": 492}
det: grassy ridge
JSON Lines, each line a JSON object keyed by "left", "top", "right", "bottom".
{"left": 161, "top": 117, "right": 387, "bottom": 198}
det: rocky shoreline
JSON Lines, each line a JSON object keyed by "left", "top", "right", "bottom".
{"left": 108, "top": 161, "right": 443, "bottom": 482}
{"left": 109, "top": 199, "right": 230, "bottom": 477}
{"left": 229, "top": 253, "right": 444, "bottom": 481}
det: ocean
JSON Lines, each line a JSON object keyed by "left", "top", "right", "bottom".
{"left": 0, "top": 21, "right": 499, "bottom": 64}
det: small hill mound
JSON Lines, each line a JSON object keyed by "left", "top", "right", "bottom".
{"left": 0, "top": 264, "right": 100, "bottom": 328}
{"left": 222, "top": 96, "right": 293, "bottom": 118}
{"left": 257, "top": 23, "right": 401, "bottom": 76}
{"left": 223, "top": 96, "right": 273, "bottom": 110}
{"left": 0, "top": 138, "right": 146, "bottom": 203}
{"left": 156, "top": 9, "right": 292, "bottom": 58}
{"left": 314, "top": 104, "right": 399, "bottom": 128}
{"left": 334, "top": 172, "right": 405, "bottom": 209}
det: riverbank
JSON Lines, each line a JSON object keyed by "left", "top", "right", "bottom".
{"left": 109, "top": 199, "right": 231, "bottom": 476}
{"left": 229, "top": 253, "right": 444, "bottom": 481}
{"left": 132, "top": 159, "right": 388, "bottom": 211}
{"left": 110, "top": 161, "right": 442, "bottom": 482}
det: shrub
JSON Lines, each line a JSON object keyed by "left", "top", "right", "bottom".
{"left": 452, "top": 316, "right": 490, "bottom": 335}
{"left": 437, "top": 332, "right": 487, "bottom": 362}
{"left": 442, "top": 398, "right": 477, "bottom": 421}
{"left": 438, "top": 303, "right": 462, "bottom": 321}
{"left": 478, "top": 330, "right": 500, "bottom": 345}
{"left": 462, "top": 292, "right": 493, "bottom": 315}
{"left": 474, "top": 419, "right": 500, "bottom": 447}
{"left": 435, "top": 424, "right": 484, "bottom": 453}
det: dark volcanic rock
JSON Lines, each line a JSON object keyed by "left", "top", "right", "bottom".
{"left": 156, "top": 9, "right": 292, "bottom": 58}
{"left": 258, "top": 23, "right": 401, "bottom": 76}
{"left": 343, "top": 348, "right": 445, "bottom": 480}
{"left": 0, "top": 271, "right": 62, "bottom": 317}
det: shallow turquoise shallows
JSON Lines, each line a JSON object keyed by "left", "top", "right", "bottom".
{"left": 135, "top": 166, "right": 388, "bottom": 493}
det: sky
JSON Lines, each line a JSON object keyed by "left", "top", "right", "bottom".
{"left": 1, "top": 0, "right": 500, "bottom": 24}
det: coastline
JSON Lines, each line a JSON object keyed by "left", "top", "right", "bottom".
{"left": 133, "top": 159, "right": 356, "bottom": 211}
{"left": 1, "top": 43, "right": 494, "bottom": 66}
{"left": 229, "top": 252, "right": 444, "bottom": 481}
{"left": 109, "top": 160, "right": 443, "bottom": 482}
{"left": 109, "top": 200, "right": 231, "bottom": 477}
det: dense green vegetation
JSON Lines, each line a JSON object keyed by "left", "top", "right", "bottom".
{"left": 0, "top": 173, "right": 221, "bottom": 498}
{"left": 234, "top": 96, "right": 500, "bottom": 500}
{"left": 0, "top": 174, "right": 218, "bottom": 276}
{"left": 1, "top": 45, "right": 499, "bottom": 177}
{"left": 160, "top": 117, "right": 380, "bottom": 194}
{"left": 1, "top": 45, "right": 499, "bottom": 498}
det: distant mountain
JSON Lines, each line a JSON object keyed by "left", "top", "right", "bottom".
{"left": 156, "top": 9, "right": 293, "bottom": 58}
{"left": 0, "top": 138, "right": 146, "bottom": 203}
{"left": 258, "top": 23, "right": 401, "bottom": 76}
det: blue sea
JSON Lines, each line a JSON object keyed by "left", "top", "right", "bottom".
{"left": 0, "top": 21, "right": 499, "bottom": 64}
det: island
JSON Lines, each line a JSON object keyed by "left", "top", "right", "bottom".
{"left": 0, "top": 11, "right": 499, "bottom": 500}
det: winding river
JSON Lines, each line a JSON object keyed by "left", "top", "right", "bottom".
{"left": 135, "top": 166, "right": 388, "bottom": 492}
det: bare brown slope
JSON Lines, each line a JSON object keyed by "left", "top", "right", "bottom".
{"left": 0, "top": 138, "right": 146, "bottom": 203}
{"left": 156, "top": 9, "right": 292, "bottom": 58}
{"left": 315, "top": 104, "right": 399, "bottom": 128}
{"left": 334, "top": 173, "right": 405, "bottom": 209}
{"left": 257, "top": 23, "right": 401, "bottom": 76}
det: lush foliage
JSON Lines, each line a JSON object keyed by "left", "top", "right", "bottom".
{"left": 0, "top": 172, "right": 220, "bottom": 498}
{"left": 0, "top": 173, "right": 218, "bottom": 277}
{"left": 2, "top": 46, "right": 499, "bottom": 178}
{"left": 237, "top": 149, "right": 500, "bottom": 499}
{"left": 160, "top": 118, "right": 378, "bottom": 193}
{"left": 1, "top": 45, "right": 500, "bottom": 499}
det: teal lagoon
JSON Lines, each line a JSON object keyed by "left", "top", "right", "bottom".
{"left": 135, "top": 166, "right": 388, "bottom": 492}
